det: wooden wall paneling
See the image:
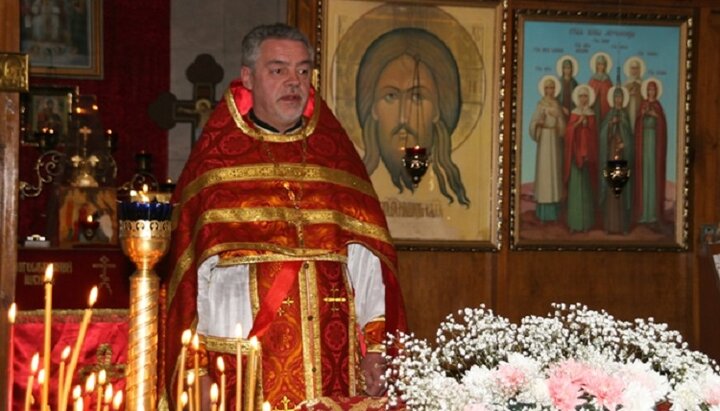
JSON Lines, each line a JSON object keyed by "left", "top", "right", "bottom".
{"left": 0, "top": 0, "right": 20, "bottom": 408}
{"left": 693, "top": 6, "right": 720, "bottom": 360}
{"left": 397, "top": 251, "right": 496, "bottom": 341}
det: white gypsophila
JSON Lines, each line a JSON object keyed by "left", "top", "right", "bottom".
{"left": 461, "top": 365, "right": 495, "bottom": 405}
{"left": 669, "top": 379, "right": 704, "bottom": 411}
{"left": 384, "top": 303, "right": 720, "bottom": 411}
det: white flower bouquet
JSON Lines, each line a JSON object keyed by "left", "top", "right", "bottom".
{"left": 385, "top": 304, "right": 720, "bottom": 411}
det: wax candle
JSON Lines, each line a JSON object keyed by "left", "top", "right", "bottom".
{"left": 192, "top": 333, "right": 200, "bottom": 411}
{"left": 63, "top": 286, "right": 98, "bottom": 409}
{"left": 210, "top": 383, "right": 219, "bottom": 411}
{"left": 112, "top": 390, "right": 123, "bottom": 410}
{"left": 102, "top": 384, "right": 113, "bottom": 411}
{"left": 57, "top": 345, "right": 71, "bottom": 410}
{"left": 24, "top": 353, "right": 39, "bottom": 411}
{"left": 235, "top": 323, "right": 242, "bottom": 411}
{"left": 7, "top": 303, "right": 16, "bottom": 411}
{"left": 246, "top": 337, "right": 259, "bottom": 411}
{"left": 186, "top": 371, "right": 195, "bottom": 411}
{"left": 177, "top": 329, "right": 192, "bottom": 411}
{"left": 217, "top": 356, "right": 226, "bottom": 411}
{"left": 96, "top": 369, "right": 107, "bottom": 411}
{"left": 41, "top": 264, "right": 53, "bottom": 411}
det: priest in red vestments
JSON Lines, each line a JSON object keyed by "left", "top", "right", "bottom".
{"left": 159, "top": 23, "right": 406, "bottom": 411}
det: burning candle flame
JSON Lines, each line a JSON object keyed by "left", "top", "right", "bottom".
{"left": 103, "top": 384, "right": 113, "bottom": 404}
{"left": 210, "top": 383, "right": 219, "bottom": 404}
{"left": 31, "top": 353, "right": 40, "bottom": 372}
{"left": 62, "top": 345, "right": 71, "bottom": 360}
{"left": 181, "top": 329, "right": 192, "bottom": 345}
{"left": 85, "top": 373, "right": 96, "bottom": 393}
{"left": 88, "top": 286, "right": 98, "bottom": 307}
{"left": 217, "top": 356, "right": 225, "bottom": 372}
{"left": 112, "top": 391, "right": 123, "bottom": 410}
{"left": 8, "top": 302, "right": 16, "bottom": 324}
{"left": 44, "top": 264, "right": 53, "bottom": 282}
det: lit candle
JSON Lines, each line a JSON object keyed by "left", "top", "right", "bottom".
{"left": 262, "top": 401, "right": 271, "bottom": 411}
{"left": 235, "top": 324, "right": 242, "bottom": 411}
{"left": 37, "top": 369, "right": 46, "bottom": 410}
{"left": 41, "top": 264, "right": 53, "bottom": 411}
{"left": 96, "top": 369, "right": 107, "bottom": 411}
{"left": 7, "top": 303, "right": 16, "bottom": 411}
{"left": 85, "top": 372, "right": 96, "bottom": 396}
{"left": 63, "top": 286, "right": 98, "bottom": 409}
{"left": 246, "top": 337, "right": 259, "bottom": 411}
{"left": 186, "top": 371, "right": 195, "bottom": 411}
{"left": 112, "top": 390, "right": 123, "bottom": 410}
{"left": 102, "top": 384, "right": 113, "bottom": 411}
{"left": 72, "top": 385, "right": 82, "bottom": 411}
{"left": 210, "top": 383, "right": 219, "bottom": 411}
{"left": 57, "top": 345, "right": 71, "bottom": 410}
{"left": 192, "top": 333, "right": 200, "bottom": 411}
{"left": 24, "top": 352, "right": 39, "bottom": 411}
{"left": 180, "top": 391, "right": 189, "bottom": 411}
{"left": 217, "top": 357, "right": 226, "bottom": 411}
{"left": 177, "top": 329, "right": 192, "bottom": 411}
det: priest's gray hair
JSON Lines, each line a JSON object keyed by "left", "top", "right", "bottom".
{"left": 241, "top": 23, "right": 314, "bottom": 69}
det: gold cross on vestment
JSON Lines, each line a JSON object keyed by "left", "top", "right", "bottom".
{"left": 323, "top": 287, "right": 347, "bottom": 312}
{"left": 274, "top": 396, "right": 294, "bottom": 411}
{"left": 277, "top": 297, "right": 294, "bottom": 316}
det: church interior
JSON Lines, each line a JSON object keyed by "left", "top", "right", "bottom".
{"left": 1, "top": 0, "right": 719, "bottom": 410}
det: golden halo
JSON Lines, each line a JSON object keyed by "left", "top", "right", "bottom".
{"left": 556, "top": 55, "right": 579, "bottom": 78}
{"left": 327, "top": 4, "right": 485, "bottom": 152}
{"left": 537, "top": 75, "right": 561, "bottom": 98}
{"left": 623, "top": 56, "right": 646, "bottom": 79}
{"left": 589, "top": 51, "right": 613, "bottom": 76}
{"left": 641, "top": 77, "right": 663, "bottom": 100}
{"left": 606, "top": 86, "right": 630, "bottom": 108}
{"left": 571, "top": 84, "right": 596, "bottom": 108}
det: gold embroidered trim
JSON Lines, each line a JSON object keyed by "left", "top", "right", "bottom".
{"left": 180, "top": 164, "right": 378, "bottom": 206}
{"left": 342, "top": 266, "right": 358, "bottom": 396}
{"left": 250, "top": 264, "right": 260, "bottom": 322}
{"left": 299, "top": 262, "right": 321, "bottom": 399}
{"left": 194, "top": 208, "right": 392, "bottom": 245}
{"left": 167, "top": 245, "right": 194, "bottom": 308}
{"left": 217, "top": 252, "right": 347, "bottom": 267}
{"left": 17, "top": 308, "right": 128, "bottom": 322}
{"left": 307, "top": 262, "right": 323, "bottom": 396}
{"left": 199, "top": 334, "right": 256, "bottom": 355}
{"left": 225, "top": 88, "right": 320, "bottom": 142}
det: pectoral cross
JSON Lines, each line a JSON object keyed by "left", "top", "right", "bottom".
{"left": 323, "top": 287, "right": 347, "bottom": 312}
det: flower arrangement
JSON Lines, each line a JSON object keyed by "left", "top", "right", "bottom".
{"left": 385, "top": 304, "right": 720, "bottom": 411}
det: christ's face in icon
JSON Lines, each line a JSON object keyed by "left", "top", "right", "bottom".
{"left": 371, "top": 54, "right": 439, "bottom": 173}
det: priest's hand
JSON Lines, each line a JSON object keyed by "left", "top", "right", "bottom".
{"left": 361, "top": 352, "right": 386, "bottom": 396}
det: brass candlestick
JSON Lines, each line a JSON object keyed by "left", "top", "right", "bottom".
{"left": 119, "top": 218, "right": 172, "bottom": 411}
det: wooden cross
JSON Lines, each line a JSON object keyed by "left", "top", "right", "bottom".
{"left": 91, "top": 255, "right": 116, "bottom": 295}
{"left": 323, "top": 288, "right": 347, "bottom": 312}
{"left": 148, "top": 53, "right": 224, "bottom": 146}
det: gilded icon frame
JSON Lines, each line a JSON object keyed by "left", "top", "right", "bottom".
{"left": 509, "top": 6, "right": 692, "bottom": 251}
{"left": 293, "top": 0, "right": 506, "bottom": 250}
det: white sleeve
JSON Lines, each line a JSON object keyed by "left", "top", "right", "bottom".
{"left": 346, "top": 243, "right": 385, "bottom": 328}
{"left": 196, "top": 256, "right": 253, "bottom": 338}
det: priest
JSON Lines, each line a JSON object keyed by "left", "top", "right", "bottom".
{"left": 160, "top": 23, "right": 406, "bottom": 411}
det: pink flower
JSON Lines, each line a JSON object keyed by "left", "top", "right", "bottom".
{"left": 705, "top": 382, "right": 720, "bottom": 405}
{"left": 463, "top": 403, "right": 487, "bottom": 411}
{"left": 547, "top": 374, "right": 584, "bottom": 411}
{"left": 583, "top": 371, "right": 625, "bottom": 411}
{"left": 551, "top": 359, "right": 594, "bottom": 386}
{"left": 495, "top": 363, "right": 527, "bottom": 391}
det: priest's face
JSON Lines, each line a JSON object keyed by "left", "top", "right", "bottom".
{"left": 241, "top": 38, "right": 312, "bottom": 132}
{"left": 371, "top": 54, "right": 439, "bottom": 176}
